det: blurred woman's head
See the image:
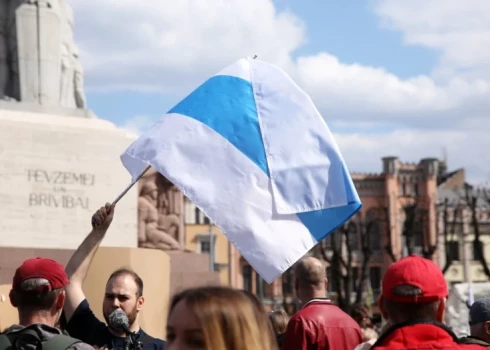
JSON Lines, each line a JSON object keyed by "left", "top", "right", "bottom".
{"left": 269, "top": 310, "right": 290, "bottom": 335}
{"left": 166, "top": 286, "right": 278, "bottom": 350}
{"left": 350, "top": 304, "right": 373, "bottom": 328}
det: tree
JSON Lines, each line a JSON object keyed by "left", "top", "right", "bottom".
{"left": 318, "top": 214, "right": 380, "bottom": 311}
{"left": 439, "top": 198, "right": 462, "bottom": 274}
{"left": 463, "top": 186, "right": 490, "bottom": 279}
{"left": 383, "top": 200, "right": 436, "bottom": 263}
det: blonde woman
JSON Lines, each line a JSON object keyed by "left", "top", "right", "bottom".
{"left": 166, "top": 286, "right": 278, "bottom": 350}
{"left": 269, "top": 310, "right": 290, "bottom": 348}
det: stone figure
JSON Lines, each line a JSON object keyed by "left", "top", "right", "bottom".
{"left": 0, "top": 0, "right": 87, "bottom": 109}
{"left": 59, "top": 0, "right": 86, "bottom": 108}
{"left": 138, "top": 170, "right": 184, "bottom": 251}
{"left": 0, "top": 0, "right": 25, "bottom": 101}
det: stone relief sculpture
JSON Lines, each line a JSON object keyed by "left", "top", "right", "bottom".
{"left": 0, "top": 0, "right": 86, "bottom": 108}
{"left": 138, "top": 169, "right": 184, "bottom": 251}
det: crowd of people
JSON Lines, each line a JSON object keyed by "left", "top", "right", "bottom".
{"left": 2, "top": 203, "right": 490, "bottom": 350}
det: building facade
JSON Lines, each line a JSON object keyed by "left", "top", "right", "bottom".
{"left": 182, "top": 156, "right": 485, "bottom": 313}
{"left": 437, "top": 169, "right": 490, "bottom": 285}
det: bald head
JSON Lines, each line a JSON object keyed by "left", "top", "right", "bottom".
{"left": 295, "top": 257, "right": 326, "bottom": 290}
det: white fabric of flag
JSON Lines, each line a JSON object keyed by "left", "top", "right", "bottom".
{"left": 120, "top": 57, "right": 362, "bottom": 283}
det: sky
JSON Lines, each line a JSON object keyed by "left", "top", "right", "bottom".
{"left": 70, "top": 0, "right": 490, "bottom": 184}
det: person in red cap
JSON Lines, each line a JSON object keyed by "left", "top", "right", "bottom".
{"left": 371, "top": 254, "right": 486, "bottom": 349}
{"left": 0, "top": 258, "right": 93, "bottom": 350}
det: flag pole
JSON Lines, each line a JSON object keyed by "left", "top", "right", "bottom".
{"left": 112, "top": 164, "right": 152, "bottom": 205}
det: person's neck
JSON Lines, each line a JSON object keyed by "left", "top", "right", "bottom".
{"left": 300, "top": 290, "right": 328, "bottom": 306}
{"left": 19, "top": 313, "right": 56, "bottom": 328}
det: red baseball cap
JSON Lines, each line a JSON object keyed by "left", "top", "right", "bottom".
{"left": 382, "top": 254, "right": 448, "bottom": 303}
{"left": 12, "top": 257, "right": 69, "bottom": 292}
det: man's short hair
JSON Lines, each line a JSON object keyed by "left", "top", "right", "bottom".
{"left": 294, "top": 257, "right": 325, "bottom": 289}
{"left": 11, "top": 278, "right": 63, "bottom": 313}
{"left": 383, "top": 284, "right": 441, "bottom": 320}
{"left": 107, "top": 268, "right": 144, "bottom": 297}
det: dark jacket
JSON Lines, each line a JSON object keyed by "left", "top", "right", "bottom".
{"left": 460, "top": 336, "right": 490, "bottom": 348}
{"left": 371, "top": 320, "right": 487, "bottom": 350}
{"left": 282, "top": 298, "right": 362, "bottom": 350}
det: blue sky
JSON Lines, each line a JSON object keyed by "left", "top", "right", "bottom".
{"left": 74, "top": 0, "right": 490, "bottom": 183}
{"left": 86, "top": 1, "right": 436, "bottom": 130}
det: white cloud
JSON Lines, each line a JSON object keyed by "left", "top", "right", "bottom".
{"left": 121, "top": 115, "right": 155, "bottom": 137}
{"left": 71, "top": 0, "right": 490, "bottom": 183}
{"left": 373, "top": 0, "right": 490, "bottom": 81}
{"left": 335, "top": 128, "right": 490, "bottom": 185}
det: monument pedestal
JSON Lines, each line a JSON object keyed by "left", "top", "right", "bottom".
{"left": 0, "top": 108, "right": 137, "bottom": 248}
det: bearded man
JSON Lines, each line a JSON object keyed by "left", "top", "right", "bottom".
{"left": 62, "top": 203, "right": 165, "bottom": 350}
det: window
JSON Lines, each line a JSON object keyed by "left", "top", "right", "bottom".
{"left": 413, "top": 183, "right": 419, "bottom": 197}
{"left": 447, "top": 241, "right": 460, "bottom": 261}
{"left": 203, "top": 216, "right": 210, "bottom": 224}
{"left": 369, "top": 267, "right": 381, "bottom": 292}
{"left": 199, "top": 242, "right": 211, "bottom": 254}
{"left": 348, "top": 222, "right": 358, "bottom": 251}
{"left": 197, "top": 235, "right": 215, "bottom": 254}
{"left": 194, "top": 207, "right": 200, "bottom": 224}
{"left": 243, "top": 265, "right": 252, "bottom": 292}
{"left": 367, "top": 222, "right": 382, "bottom": 250}
{"left": 400, "top": 181, "right": 407, "bottom": 196}
{"left": 255, "top": 272, "right": 269, "bottom": 298}
{"left": 473, "top": 240, "right": 484, "bottom": 261}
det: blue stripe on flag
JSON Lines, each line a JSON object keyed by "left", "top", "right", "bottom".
{"left": 169, "top": 75, "right": 270, "bottom": 176}
{"left": 169, "top": 74, "right": 361, "bottom": 243}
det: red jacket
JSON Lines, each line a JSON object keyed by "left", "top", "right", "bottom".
{"left": 372, "top": 321, "right": 487, "bottom": 350}
{"left": 282, "top": 299, "right": 363, "bottom": 350}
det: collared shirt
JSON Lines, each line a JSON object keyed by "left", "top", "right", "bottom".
{"left": 4, "top": 323, "right": 94, "bottom": 350}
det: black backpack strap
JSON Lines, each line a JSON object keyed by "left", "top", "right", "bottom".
{"left": 0, "top": 335, "right": 12, "bottom": 350}
{"left": 42, "top": 335, "right": 81, "bottom": 350}
{"left": 4, "top": 328, "right": 44, "bottom": 350}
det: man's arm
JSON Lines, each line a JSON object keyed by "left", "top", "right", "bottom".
{"left": 63, "top": 203, "right": 115, "bottom": 322}
{"left": 282, "top": 318, "right": 308, "bottom": 350}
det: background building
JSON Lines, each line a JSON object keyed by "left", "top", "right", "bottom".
{"left": 181, "top": 156, "right": 489, "bottom": 314}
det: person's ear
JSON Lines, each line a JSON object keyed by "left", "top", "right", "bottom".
{"left": 484, "top": 321, "right": 490, "bottom": 335}
{"left": 137, "top": 296, "right": 145, "bottom": 312}
{"left": 56, "top": 290, "right": 66, "bottom": 311}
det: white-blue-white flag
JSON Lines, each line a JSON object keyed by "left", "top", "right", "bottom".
{"left": 120, "top": 57, "right": 362, "bottom": 283}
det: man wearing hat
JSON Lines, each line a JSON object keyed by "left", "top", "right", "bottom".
{"left": 460, "top": 297, "right": 490, "bottom": 347}
{"left": 0, "top": 258, "right": 93, "bottom": 350}
{"left": 371, "top": 255, "right": 485, "bottom": 349}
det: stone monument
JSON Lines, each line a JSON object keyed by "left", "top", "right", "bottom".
{"left": 138, "top": 168, "right": 184, "bottom": 251}
{"left": 0, "top": 1, "right": 221, "bottom": 295}
{"left": 0, "top": 0, "right": 137, "bottom": 248}
{"left": 0, "top": 0, "right": 86, "bottom": 109}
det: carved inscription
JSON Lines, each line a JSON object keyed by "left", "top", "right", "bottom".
{"left": 27, "top": 169, "right": 95, "bottom": 210}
